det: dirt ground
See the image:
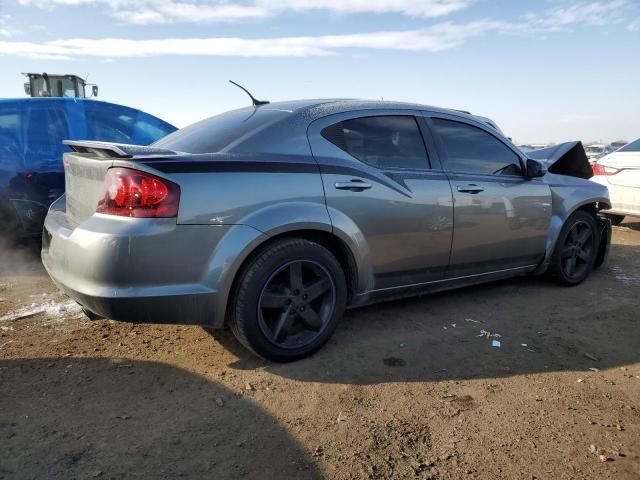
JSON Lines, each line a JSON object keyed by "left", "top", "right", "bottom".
{"left": 1, "top": 222, "right": 639, "bottom": 480}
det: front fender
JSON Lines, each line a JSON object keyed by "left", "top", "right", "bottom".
{"left": 536, "top": 175, "right": 611, "bottom": 274}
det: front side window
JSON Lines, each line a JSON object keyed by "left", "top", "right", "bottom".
{"left": 322, "top": 115, "right": 429, "bottom": 170}
{"left": 431, "top": 118, "right": 522, "bottom": 175}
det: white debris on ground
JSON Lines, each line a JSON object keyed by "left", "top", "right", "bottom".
{"left": 0, "top": 299, "right": 84, "bottom": 322}
{"left": 478, "top": 329, "right": 501, "bottom": 339}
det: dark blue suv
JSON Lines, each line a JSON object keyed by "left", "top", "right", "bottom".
{"left": 0, "top": 98, "right": 176, "bottom": 238}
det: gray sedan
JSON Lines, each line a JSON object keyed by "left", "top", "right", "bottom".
{"left": 42, "top": 99, "right": 611, "bottom": 361}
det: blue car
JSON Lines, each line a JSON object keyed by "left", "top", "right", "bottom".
{"left": 0, "top": 98, "right": 176, "bottom": 238}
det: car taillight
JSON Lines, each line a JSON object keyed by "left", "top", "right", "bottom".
{"left": 592, "top": 163, "right": 621, "bottom": 176}
{"left": 96, "top": 167, "right": 180, "bottom": 218}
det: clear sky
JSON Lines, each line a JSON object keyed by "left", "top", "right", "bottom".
{"left": 0, "top": 0, "right": 638, "bottom": 144}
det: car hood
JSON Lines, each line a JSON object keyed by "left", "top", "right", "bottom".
{"left": 525, "top": 141, "right": 593, "bottom": 179}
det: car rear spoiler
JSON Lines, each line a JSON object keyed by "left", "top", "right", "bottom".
{"left": 525, "top": 141, "right": 593, "bottom": 179}
{"left": 63, "top": 140, "right": 178, "bottom": 159}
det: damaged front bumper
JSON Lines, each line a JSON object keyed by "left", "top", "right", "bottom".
{"left": 594, "top": 215, "right": 612, "bottom": 268}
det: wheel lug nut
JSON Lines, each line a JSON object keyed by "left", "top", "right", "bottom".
{"left": 303, "top": 294, "right": 308, "bottom": 300}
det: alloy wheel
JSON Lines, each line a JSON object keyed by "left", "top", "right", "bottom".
{"left": 560, "top": 220, "right": 594, "bottom": 280}
{"left": 257, "top": 260, "right": 336, "bottom": 349}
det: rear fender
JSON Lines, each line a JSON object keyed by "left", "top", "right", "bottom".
{"left": 239, "top": 201, "right": 374, "bottom": 296}
{"left": 203, "top": 202, "right": 375, "bottom": 326}
{"left": 201, "top": 224, "right": 269, "bottom": 327}
{"left": 240, "top": 201, "right": 333, "bottom": 237}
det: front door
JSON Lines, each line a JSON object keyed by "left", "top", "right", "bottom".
{"left": 308, "top": 111, "right": 454, "bottom": 290}
{"left": 427, "top": 115, "right": 552, "bottom": 278}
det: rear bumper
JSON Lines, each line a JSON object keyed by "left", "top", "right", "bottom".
{"left": 41, "top": 196, "right": 267, "bottom": 327}
{"left": 591, "top": 177, "right": 640, "bottom": 217}
{"left": 51, "top": 282, "right": 217, "bottom": 325}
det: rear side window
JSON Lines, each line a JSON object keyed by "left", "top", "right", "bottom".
{"left": 322, "top": 115, "right": 429, "bottom": 170}
{"left": 431, "top": 118, "right": 522, "bottom": 176}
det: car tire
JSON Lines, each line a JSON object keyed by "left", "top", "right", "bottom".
{"left": 228, "top": 238, "right": 347, "bottom": 362}
{"left": 549, "top": 210, "right": 600, "bottom": 286}
{"left": 603, "top": 214, "right": 625, "bottom": 226}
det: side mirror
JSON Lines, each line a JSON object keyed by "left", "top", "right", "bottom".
{"left": 526, "top": 159, "right": 546, "bottom": 178}
{"left": 92, "top": 85, "right": 99, "bottom": 97}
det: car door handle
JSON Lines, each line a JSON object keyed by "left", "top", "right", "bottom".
{"left": 456, "top": 184, "right": 484, "bottom": 194}
{"left": 334, "top": 179, "right": 372, "bottom": 191}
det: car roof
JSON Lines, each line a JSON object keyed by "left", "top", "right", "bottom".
{"left": 232, "top": 98, "right": 495, "bottom": 126}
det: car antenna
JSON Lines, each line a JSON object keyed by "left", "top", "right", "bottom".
{"left": 229, "top": 80, "right": 269, "bottom": 107}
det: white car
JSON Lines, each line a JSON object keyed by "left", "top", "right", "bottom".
{"left": 591, "top": 138, "right": 640, "bottom": 224}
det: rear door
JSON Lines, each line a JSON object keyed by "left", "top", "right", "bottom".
{"left": 308, "top": 110, "right": 453, "bottom": 290}
{"left": 425, "top": 115, "right": 551, "bottom": 278}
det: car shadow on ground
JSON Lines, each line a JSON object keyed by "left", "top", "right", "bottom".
{"left": 215, "top": 242, "right": 640, "bottom": 385}
{"left": 0, "top": 357, "right": 321, "bottom": 479}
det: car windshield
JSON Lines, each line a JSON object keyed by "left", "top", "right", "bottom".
{"left": 153, "top": 107, "right": 291, "bottom": 154}
{"left": 618, "top": 138, "right": 640, "bottom": 152}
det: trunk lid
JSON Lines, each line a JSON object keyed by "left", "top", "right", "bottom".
{"left": 63, "top": 152, "right": 113, "bottom": 225}
{"left": 598, "top": 152, "right": 640, "bottom": 187}
{"left": 62, "top": 141, "right": 177, "bottom": 225}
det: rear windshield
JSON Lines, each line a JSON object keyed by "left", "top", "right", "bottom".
{"left": 618, "top": 138, "right": 640, "bottom": 152}
{"left": 153, "top": 108, "right": 290, "bottom": 154}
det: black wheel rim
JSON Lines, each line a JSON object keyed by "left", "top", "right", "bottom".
{"left": 561, "top": 220, "right": 594, "bottom": 280}
{"left": 257, "top": 260, "right": 336, "bottom": 349}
